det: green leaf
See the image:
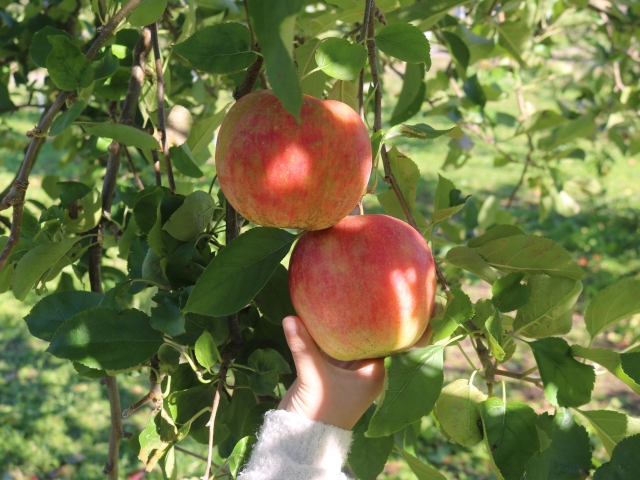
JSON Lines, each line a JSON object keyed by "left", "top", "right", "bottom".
{"left": 620, "top": 352, "right": 640, "bottom": 384}
{"left": 134, "top": 186, "right": 165, "bottom": 234}
{"left": 387, "top": 123, "right": 461, "bottom": 141}
{"left": 170, "top": 144, "right": 204, "bottom": 178}
{"left": 571, "top": 346, "right": 640, "bottom": 396}
{"left": 473, "top": 235, "right": 585, "bottom": 280}
{"left": 398, "top": 448, "right": 446, "bottom": 480}
{"left": 491, "top": 272, "right": 530, "bottom": 313}
{"left": 57, "top": 181, "right": 92, "bottom": 208}
{"left": 248, "top": 0, "right": 305, "bottom": 120}
{"left": 327, "top": 79, "right": 358, "bottom": 112}
{"left": 256, "top": 264, "right": 297, "bottom": 325}
{"left": 514, "top": 276, "right": 582, "bottom": 338}
{"left": 463, "top": 74, "right": 487, "bottom": 107}
{"left": 47, "top": 307, "right": 164, "bottom": 370}
{"left": 185, "top": 228, "right": 296, "bottom": 316}
{"left": 163, "top": 190, "right": 215, "bottom": 242}
{"left": 538, "top": 114, "right": 596, "bottom": 151}
{"left": 29, "top": 26, "right": 73, "bottom": 68}
{"left": 82, "top": 123, "right": 160, "bottom": 149}
{"left": 229, "top": 436, "right": 257, "bottom": 478}
{"left": 496, "top": 20, "right": 532, "bottom": 68}
{"left": 150, "top": 291, "right": 186, "bottom": 336}
{"left": 442, "top": 31, "right": 470, "bottom": 73}
{"left": 173, "top": 23, "right": 257, "bottom": 74}
{"left": 467, "top": 225, "right": 524, "bottom": 248}
{"left": 585, "top": 279, "right": 640, "bottom": 342}
{"left": 387, "top": 146, "right": 420, "bottom": 211}
{"left": 367, "top": 345, "right": 444, "bottom": 437}
{"left": 524, "top": 409, "right": 592, "bottom": 480}
{"left": 431, "top": 174, "right": 469, "bottom": 224}
{"left": 594, "top": 434, "right": 640, "bottom": 480}
{"left": 247, "top": 348, "right": 291, "bottom": 396}
{"left": 574, "top": 409, "right": 640, "bottom": 457}
{"left": 430, "top": 287, "right": 474, "bottom": 343}
{"left": 296, "top": 39, "right": 330, "bottom": 98}
{"left": 93, "top": 48, "right": 119, "bottom": 81}
{"left": 400, "top": 0, "right": 473, "bottom": 30}
{"left": 240, "top": 403, "right": 276, "bottom": 438}
{"left": 484, "top": 310, "right": 506, "bottom": 361}
{"left": 390, "top": 63, "right": 426, "bottom": 126}
{"left": 195, "top": 331, "right": 220, "bottom": 371}
{"left": 164, "top": 242, "right": 207, "bottom": 289}
{"left": 166, "top": 384, "right": 217, "bottom": 429}
{"left": 50, "top": 100, "right": 86, "bottom": 136}
{"left": 479, "top": 398, "right": 539, "bottom": 480}
{"left": 13, "top": 237, "right": 81, "bottom": 301}
{"left": 445, "top": 246, "right": 499, "bottom": 284}
{"left": 46, "top": 36, "right": 95, "bottom": 91}
{"left": 434, "top": 379, "right": 487, "bottom": 447}
{"left": 375, "top": 23, "right": 431, "bottom": 67}
{"left": 128, "top": 0, "right": 168, "bottom": 26}
{"left": 314, "top": 38, "right": 367, "bottom": 81}
{"left": 529, "top": 337, "right": 595, "bottom": 407}
{"left": 186, "top": 104, "right": 229, "bottom": 155}
{"left": 24, "top": 291, "right": 103, "bottom": 342}
{"left": 516, "top": 110, "right": 570, "bottom": 135}
{"left": 348, "top": 409, "right": 395, "bottom": 480}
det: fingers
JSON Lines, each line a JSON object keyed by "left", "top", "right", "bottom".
{"left": 282, "top": 316, "right": 324, "bottom": 378}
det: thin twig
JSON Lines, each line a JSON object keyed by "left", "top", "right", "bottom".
{"left": 123, "top": 147, "right": 145, "bottom": 190}
{"left": 495, "top": 369, "right": 543, "bottom": 388}
{"left": 505, "top": 134, "right": 533, "bottom": 210}
{"left": 357, "top": 0, "right": 373, "bottom": 116}
{"left": 0, "top": 0, "right": 145, "bottom": 271}
{"left": 150, "top": 22, "right": 176, "bottom": 194}
{"left": 202, "top": 381, "right": 223, "bottom": 480}
{"left": 151, "top": 150, "right": 163, "bottom": 186}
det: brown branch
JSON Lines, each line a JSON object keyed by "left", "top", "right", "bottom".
{"left": 233, "top": 55, "right": 264, "bottom": 101}
{"left": 0, "top": 0, "right": 145, "bottom": 272}
{"left": 123, "top": 147, "right": 145, "bottom": 190}
{"left": 150, "top": 22, "right": 176, "bottom": 194}
{"left": 103, "top": 376, "right": 123, "bottom": 479}
{"left": 505, "top": 134, "right": 533, "bottom": 211}
{"left": 151, "top": 150, "right": 163, "bottom": 186}
{"left": 357, "top": 0, "right": 373, "bottom": 117}
{"left": 122, "top": 356, "right": 163, "bottom": 417}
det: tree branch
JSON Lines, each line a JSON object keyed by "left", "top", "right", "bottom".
{"left": 102, "top": 376, "right": 123, "bottom": 478}
{"left": 0, "top": 0, "right": 145, "bottom": 272}
{"left": 150, "top": 22, "right": 176, "bottom": 194}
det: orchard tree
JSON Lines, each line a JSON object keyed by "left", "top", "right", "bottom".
{"left": 1, "top": 0, "right": 640, "bottom": 479}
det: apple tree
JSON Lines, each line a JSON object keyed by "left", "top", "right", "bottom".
{"left": 0, "top": 0, "right": 639, "bottom": 479}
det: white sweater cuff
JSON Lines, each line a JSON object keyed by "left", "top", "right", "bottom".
{"left": 238, "top": 409, "right": 353, "bottom": 480}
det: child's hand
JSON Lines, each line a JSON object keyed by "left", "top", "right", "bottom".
{"left": 278, "top": 316, "right": 385, "bottom": 431}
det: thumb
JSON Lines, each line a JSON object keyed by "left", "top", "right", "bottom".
{"left": 282, "top": 316, "right": 325, "bottom": 380}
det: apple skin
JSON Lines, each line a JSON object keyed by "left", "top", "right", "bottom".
{"left": 288, "top": 214, "right": 437, "bottom": 361}
{"left": 215, "top": 90, "right": 372, "bottom": 231}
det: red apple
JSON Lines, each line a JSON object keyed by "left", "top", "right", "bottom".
{"left": 215, "top": 90, "right": 372, "bottom": 230}
{"left": 289, "top": 214, "right": 437, "bottom": 361}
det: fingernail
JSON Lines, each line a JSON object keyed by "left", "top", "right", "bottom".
{"left": 283, "top": 316, "right": 298, "bottom": 335}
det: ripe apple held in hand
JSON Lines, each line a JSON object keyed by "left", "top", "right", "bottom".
{"left": 289, "top": 214, "right": 437, "bottom": 361}
{"left": 215, "top": 90, "right": 372, "bottom": 230}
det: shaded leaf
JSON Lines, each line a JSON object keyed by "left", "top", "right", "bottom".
{"left": 474, "top": 235, "right": 585, "bottom": 280}
{"left": 315, "top": 38, "right": 367, "bottom": 81}
{"left": 30, "top": 26, "right": 73, "bottom": 68}
{"left": 348, "top": 408, "right": 395, "bottom": 480}
{"left": 82, "top": 123, "right": 160, "bottom": 149}
{"left": 46, "top": 36, "right": 95, "bottom": 91}
{"left": 375, "top": 23, "right": 431, "bottom": 67}
{"left": 367, "top": 345, "right": 444, "bottom": 437}
{"left": 50, "top": 100, "right": 86, "bottom": 136}
{"left": 593, "top": 434, "right": 640, "bottom": 480}
{"left": 163, "top": 190, "right": 216, "bottom": 242}
{"left": 390, "top": 63, "right": 426, "bottom": 126}
{"left": 514, "top": 276, "right": 582, "bottom": 338}
{"left": 585, "top": 279, "right": 640, "bottom": 342}
{"left": 128, "top": 0, "right": 168, "bottom": 26}
{"left": 445, "top": 246, "right": 499, "bottom": 284}
{"left": 47, "top": 307, "right": 164, "bottom": 370}
{"left": 479, "top": 398, "right": 539, "bottom": 480}
{"left": 173, "top": 23, "right": 257, "bottom": 74}
{"left": 491, "top": 272, "right": 530, "bottom": 313}
{"left": 575, "top": 409, "right": 640, "bottom": 457}
{"left": 529, "top": 338, "right": 595, "bottom": 408}
{"left": 24, "top": 291, "right": 103, "bottom": 342}
{"left": 185, "top": 228, "right": 296, "bottom": 316}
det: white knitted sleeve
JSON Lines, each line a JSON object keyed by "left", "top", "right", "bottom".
{"left": 237, "top": 409, "right": 353, "bottom": 480}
